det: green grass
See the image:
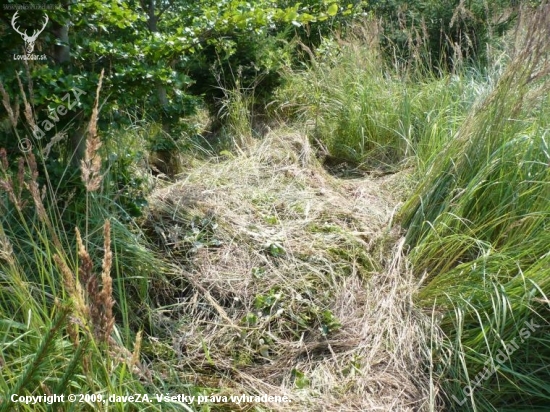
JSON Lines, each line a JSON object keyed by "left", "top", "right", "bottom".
{"left": 273, "top": 7, "right": 550, "bottom": 410}
{"left": 2, "top": 4, "right": 550, "bottom": 411}
{"left": 0, "top": 150, "right": 189, "bottom": 410}
{"left": 274, "top": 31, "right": 475, "bottom": 171}
{"left": 400, "top": 6, "right": 550, "bottom": 410}
{"left": 0, "top": 73, "right": 194, "bottom": 409}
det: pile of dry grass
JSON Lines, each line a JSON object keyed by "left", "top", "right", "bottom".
{"left": 142, "top": 129, "right": 439, "bottom": 411}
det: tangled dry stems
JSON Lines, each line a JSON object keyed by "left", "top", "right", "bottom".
{"left": 144, "top": 131, "right": 439, "bottom": 410}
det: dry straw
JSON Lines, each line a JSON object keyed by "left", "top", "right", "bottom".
{"left": 144, "top": 132, "right": 435, "bottom": 410}
{"left": 74, "top": 221, "right": 115, "bottom": 344}
{"left": 80, "top": 69, "right": 105, "bottom": 192}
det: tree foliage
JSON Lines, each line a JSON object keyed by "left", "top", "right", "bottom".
{"left": 1, "top": 0, "right": 362, "bottom": 150}
{"left": 0, "top": 0, "right": 362, "bottom": 220}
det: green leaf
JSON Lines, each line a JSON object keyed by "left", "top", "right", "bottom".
{"left": 291, "top": 369, "right": 310, "bottom": 389}
{"left": 327, "top": 3, "right": 338, "bottom": 16}
{"left": 300, "top": 13, "right": 316, "bottom": 24}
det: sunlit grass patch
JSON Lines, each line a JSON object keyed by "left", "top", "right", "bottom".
{"left": 401, "top": 5, "right": 550, "bottom": 409}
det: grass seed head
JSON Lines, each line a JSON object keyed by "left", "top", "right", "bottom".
{"left": 81, "top": 70, "right": 105, "bottom": 192}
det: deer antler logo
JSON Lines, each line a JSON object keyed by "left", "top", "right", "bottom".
{"left": 11, "top": 11, "right": 49, "bottom": 54}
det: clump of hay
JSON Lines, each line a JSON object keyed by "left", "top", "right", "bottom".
{"left": 142, "top": 130, "right": 438, "bottom": 411}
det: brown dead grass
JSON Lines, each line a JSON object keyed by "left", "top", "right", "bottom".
{"left": 142, "top": 129, "right": 441, "bottom": 411}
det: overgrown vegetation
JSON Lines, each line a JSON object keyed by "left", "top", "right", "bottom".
{"left": 0, "top": 73, "right": 180, "bottom": 411}
{"left": 273, "top": 26, "right": 473, "bottom": 170}
{"left": 400, "top": 6, "right": 550, "bottom": 410}
{"left": 1, "top": 0, "right": 550, "bottom": 411}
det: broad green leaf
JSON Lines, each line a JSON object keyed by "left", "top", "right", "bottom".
{"left": 327, "top": 3, "right": 338, "bottom": 16}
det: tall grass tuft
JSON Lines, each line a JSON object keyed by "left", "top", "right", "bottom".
{"left": 401, "top": 3, "right": 550, "bottom": 409}
{"left": 0, "top": 69, "right": 179, "bottom": 410}
{"left": 219, "top": 81, "right": 255, "bottom": 151}
{"left": 274, "top": 23, "right": 475, "bottom": 171}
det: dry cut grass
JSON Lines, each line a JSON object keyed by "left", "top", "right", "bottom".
{"left": 142, "top": 129, "right": 441, "bottom": 411}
